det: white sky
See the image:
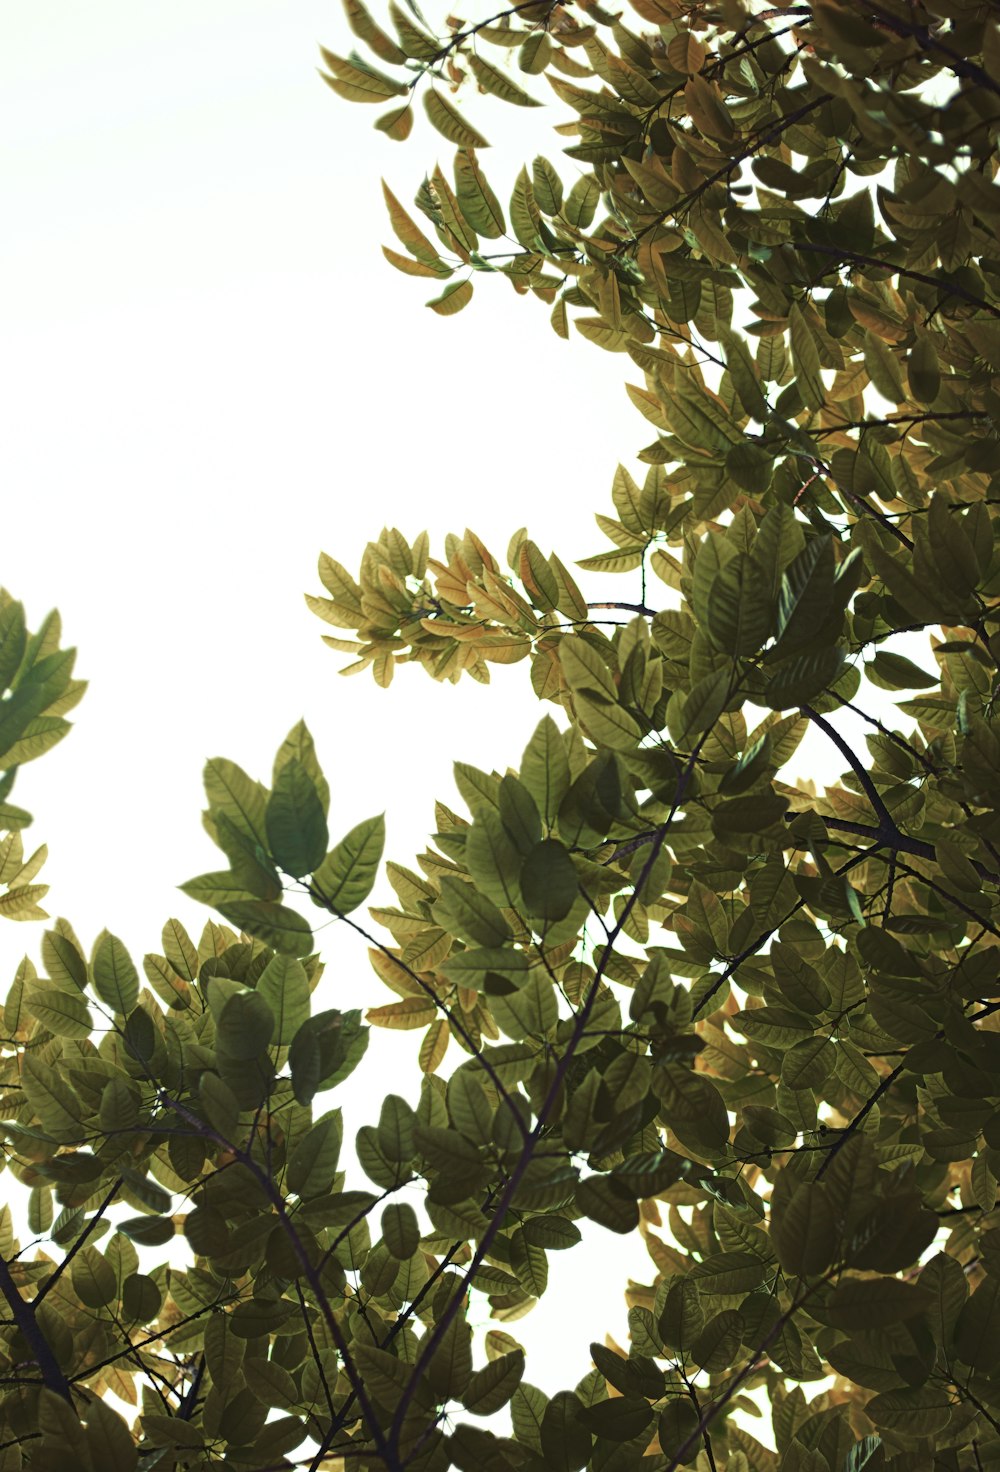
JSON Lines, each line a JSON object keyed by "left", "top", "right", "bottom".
{"left": 1, "top": 0, "right": 674, "bottom": 1402}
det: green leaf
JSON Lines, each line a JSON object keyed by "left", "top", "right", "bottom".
{"left": 541, "top": 1391, "right": 592, "bottom": 1472}
{"left": 118, "top": 1215, "right": 175, "bottom": 1247}
{"left": 691, "top": 1250, "right": 767, "bottom": 1294}
{"left": 381, "top": 1200, "right": 420, "bottom": 1259}
{"left": 440, "top": 946, "right": 529, "bottom": 992}
{"left": 265, "top": 758, "right": 329, "bottom": 877}
{"left": 0, "top": 600, "right": 27, "bottom": 691}
{"left": 123, "top": 1007, "right": 157, "bottom": 1064}
{"left": 658, "top": 1398, "right": 699, "bottom": 1461}
{"left": 211, "top": 813, "right": 282, "bottom": 899}
{"left": 611, "top": 1151, "right": 686, "bottom": 1196}
{"left": 532, "top": 155, "right": 563, "bottom": 215}
{"left": 563, "top": 174, "right": 600, "bottom": 229}
{"left": 43, "top": 926, "right": 88, "bottom": 990}
{"left": 781, "top": 1035, "right": 835, "bottom": 1088}
{"left": 318, "top": 48, "right": 408, "bottom": 102}
{"left": 383, "top": 180, "right": 443, "bottom": 264}
{"left": 203, "top": 757, "right": 269, "bottom": 848}
{"left": 764, "top": 646, "right": 846, "bottom": 709}
{"left": 97, "top": 1075, "right": 139, "bottom": 1134}
{"left": 769, "top": 1177, "right": 837, "bottom": 1275}
{"left": 24, "top": 983, "right": 92, "bottom": 1038}
{"left": 256, "top": 953, "right": 311, "bottom": 1046}
{"left": 375, "top": 101, "right": 414, "bottom": 140}
{"left": 788, "top": 302, "right": 824, "bottom": 410}
{"left": 71, "top": 1246, "right": 118, "bottom": 1309}
{"left": 907, "top": 335, "right": 940, "bottom": 404}
{"left": 823, "top": 1278, "right": 932, "bottom": 1330}
{"left": 425, "top": 89, "right": 489, "bottom": 148}
{"left": 341, "top": 0, "right": 406, "bottom": 63}
{"left": 775, "top": 536, "right": 835, "bottom": 651}
{"left": 462, "top": 1350, "right": 525, "bottom": 1416}
{"left": 579, "top": 1396, "right": 652, "bottom": 1442}
{"left": 91, "top": 931, "right": 140, "bottom": 1014}
{"left": 867, "top": 651, "right": 938, "bottom": 690}
{"left": 719, "top": 325, "right": 767, "bottom": 422}
{"left": 954, "top": 1265, "right": 1000, "bottom": 1372}
{"left": 690, "top": 1309, "right": 744, "bottom": 1373}
{"left": 454, "top": 150, "right": 505, "bottom": 238}
{"left": 180, "top": 870, "right": 262, "bottom": 907}
{"left": 725, "top": 439, "right": 773, "bottom": 494}
{"left": 383, "top": 243, "right": 449, "bottom": 277}
{"left": 489, "top": 972, "right": 557, "bottom": 1039}
{"left": 465, "top": 809, "right": 522, "bottom": 907}
{"left": 499, "top": 775, "right": 542, "bottom": 855}
{"left": 428, "top": 279, "right": 474, "bottom": 315}
{"left": 288, "top": 1110, "right": 343, "bottom": 1199}
{"left": 468, "top": 53, "right": 540, "bottom": 106}
{"left": 705, "top": 552, "right": 772, "bottom": 655}
{"left": 217, "top": 901, "right": 313, "bottom": 957}
{"left": 519, "top": 838, "right": 578, "bottom": 922}
{"left": 216, "top": 990, "right": 275, "bottom": 1060}
{"left": 435, "top": 876, "right": 512, "bottom": 947}
{"left": 864, "top": 1386, "right": 954, "bottom": 1436}
{"left": 667, "top": 667, "right": 732, "bottom": 743}
{"left": 288, "top": 1008, "right": 364, "bottom": 1104}
{"left": 313, "top": 814, "right": 385, "bottom": 914}
{"left": 575, "top": 1176, "right": 640, "bottom": 1234}
{"left": 20, "top": 1055, "right": 85, "bottom": 1140}
{"left": 520, "top": 716, "right": 570, "bottom": 829}
{"left": 711, "top": 792, "right": 789, "bottom": 839}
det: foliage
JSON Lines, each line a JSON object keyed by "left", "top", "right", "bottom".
{"left": 0, "top": 592, "right": 83, "bottom": 924}
{"left": 2, "top": 0, "right": 1000, "bottom": 1469}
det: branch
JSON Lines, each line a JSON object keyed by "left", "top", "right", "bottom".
{"left": 309, "top": 1243, "right": 464, "bottom": 1472}
{"left": 814, "top": 1061, "right": 906, "bottom": 1179}
{"left": 424, "top": 0, "right": 559, "bottom": 70}
{"left": 662, "top": 1281, "right": 825, "bottom": 1471}
{"left": 811, "top": 410, "right": 990, "bottom": 437}
{"left": 792, "top": 241, "right": 1000, "bottom": 319}
{"left": 68, "top": 1294, "right": 237, "bottom": 1382}
{"left": 892, "top": 859, "right": 1000, "bottom": 942}
{"left": 801, "top": 703, "right": 902, "bottom": 836}
{"left": 308, "top": 896, "right": 530, "bottom": 1142}
{"left": 628, "top": 93, "right": 832, "bottom": 249}
{"left": 34, "top": 1177, "right": 123, "bottom": 1306}
{"left": 865, "top": 0, "right": 1000, "bottom": 104}
{"left": 174, "top": 1353, "right": 205, "bottom": 1422}
{"left": 386, "top": 726, "right": 712, "bottom": 1462}
{"left": 808, "top": 807, "right": 1000, "bottom": 885}
{"left": 161, "top": 1095, "right": 396, "bottom": 1469}
{"left": 587, "top": 601, "right": 656, "bottom": 616}
{"left": 692, "top": 846, "right": 874, "bottom": 1018}
{"left": 296, "top": 1283, "right": 337, "bottom": 1428}
{"left": 0, "top": 1255, "right": 72, "bottom": 1401}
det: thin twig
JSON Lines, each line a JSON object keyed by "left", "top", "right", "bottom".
{"left": 34, "top": 1177, "right": 123, "bottom": 1306}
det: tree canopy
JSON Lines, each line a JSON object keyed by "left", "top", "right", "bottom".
{"left": 2, "top": 0, "right": 1000, "bottom": 1468}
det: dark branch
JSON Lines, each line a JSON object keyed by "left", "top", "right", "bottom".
{"left": 0, "top": 1256, "right": 72, "bottom": 1401}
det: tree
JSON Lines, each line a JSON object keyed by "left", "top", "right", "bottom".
{"left": 0, "top": 0, "right": 999, "bottom": 1467}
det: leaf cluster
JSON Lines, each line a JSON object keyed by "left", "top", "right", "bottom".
{"left": 4, "top": 0, "right": 1000, "bottom": 1467}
